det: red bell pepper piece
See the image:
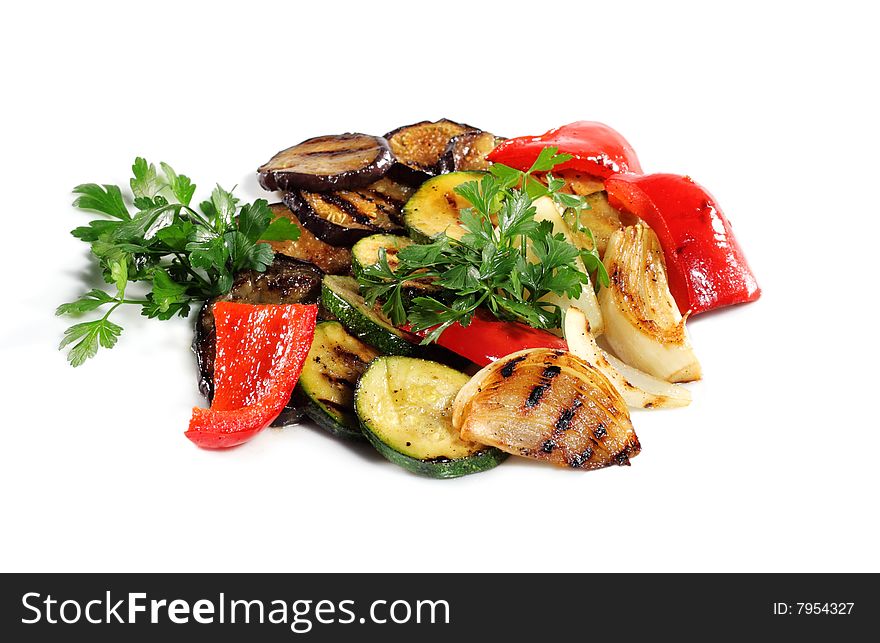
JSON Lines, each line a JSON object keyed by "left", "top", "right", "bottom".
{"left": 604, "top": 173, "right": 760, "bottom": 315}
{"left": 409, "top": 310, "right": 567, "bottom": 367}
{"left": 487, "top": 121, "right": 642, "bottom": 178}
{"left": 186, "top": 302, "right": 317, "bottom": 449}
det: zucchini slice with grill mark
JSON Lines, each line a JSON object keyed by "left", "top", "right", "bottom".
{"left": 258, "top": 133, "right": 393, "bottom": 192}
{"left": 402, "top": 171, "right": 485, "bottom": 243}
{"left": 440, "top": 131, "right": 503, "bottom": 172}
{"left": 385, "top": 119, "right": 477, "bottom": 185}
{"left": 320, "top": 275, "right": 417, "bottom": 356}
{"left": 284, "top": 181, "right": 407, "bottom": 246}
{"left": 263, "top": 203, "right": 351, "bottom": 274}
{"left": 351, "top": 234, "right": 440, "bottom": 297}
{"left": 355, "top": 357, "right": 507, "bottom": 478}
{"left": 298, "top": 321, "right": 380, "bottom": 440}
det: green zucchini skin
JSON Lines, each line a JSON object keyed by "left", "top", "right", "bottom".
{"left": 298, "top": 321, "right": 380, "bottom": 441}
{"left": 402, "top": 171, "right": 485, "bottom": 243}
{"left": 360, "top": 431, "right": 508, "bottom": 479}
{"left": 320, "top": 275, "right": 416, "bottom": 356}
{"left": 351, "top": 234, "right": 413, "bottom": 278}
{"left": 354, "top": 356, "right": 507, "bottom": 479}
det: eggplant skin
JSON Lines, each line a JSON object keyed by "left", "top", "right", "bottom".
{"left": 439, "top": 131, "right": 503, "bottom": 173}
{"left": 283, "top": 181, "right": 406, "bottom": 247}
{"left": 454, "top": 348, "right": 640, "bottom": 470}
{"left": 384, "top": 119, "right": 478, "bottom": 185}
{"left": 258, "top": 133, "right": 393, "bottom": 193}
{"left": 193, "top": 256, "right": 323, "bottom": 426}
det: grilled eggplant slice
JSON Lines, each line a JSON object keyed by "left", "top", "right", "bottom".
{"left": 258, "top": 133, "right": 393, "bottom": 192}
{"left": 298, "top": 321, "right": 380, "bottom": 440}
{"left": 193, "top": 256, "right": 323, "bottom": 426}
{"left": 439, "top": 130, "right": 503, "bottom": 172}
{"left": 453, "top": 348, "right": 640, "bottom": 470}
{"left": 385, "top": 119, "right": 477, "bottom": 185}
{"left": 284, "top": 180, "right": 407, "bottom": 246}
{"left": 263, "top": 203, "right": 351, "bottom": 275}
{"left": 599, "top": 225, "right": 701, "bottom": 382}
{"left": 355, "top": 356, "right": 507, "bottom": 478}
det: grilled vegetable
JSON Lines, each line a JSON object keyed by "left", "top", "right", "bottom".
{"left": 320, "top": 275, "right": 417, "bottom": 355}
{"left": 355, "top": 357, "right": 507, "bottom": 478}
{"left": 263, "top": 203, "right": 351, "bottom": 274}
{"left": 599, "top": 225, "right": 701, "bottom": 382}
{"left": 562, "top": 191, "right": 630, "bottom": 257}
{"left": 563, "top": 306, "right": 691, "bottom": 409}
{"left": 194, "top": 256, "right": 323, "bottom": 410}
{"left": 283, "top": 181, "right": 406, "bottom": 247}
{"left": 352, "top": 234, "right": 439, "bottom": 297}
{"left": 453, "top": 348, "right": 640, "bottom": 470}
{"left": 359, "top": 177, "right": 415, "bottom": 222}
{"left": 298, "top": 321, "right": 380, "bottom": 440}
{"left": 258, "top": 133, "right": 393, "bottom": 192}
{"left": 385, "top": 119, "right": 476, "bottom": 185}
{"left": 402, "top": 171, "right": 485, "bottom": 243}
{"left": 440, "top": 131, "right": 503, "bottom": 172}
{"left": 531, "top": 197, "right": 604, "bottom": 336}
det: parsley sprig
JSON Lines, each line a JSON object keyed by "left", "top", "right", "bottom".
{"left": 58, "top": 158, "right": 299, "bottom": 366}
{"left": 358, "top": 147, "right": 610, "bottom": 343}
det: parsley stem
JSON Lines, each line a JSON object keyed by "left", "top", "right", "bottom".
{"left": 172, "top": 253, "right": 213, "bottom": 290}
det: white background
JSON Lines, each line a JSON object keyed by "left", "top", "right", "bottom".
{"left": 2, "top": 0, "right": 877, "bottom": 573}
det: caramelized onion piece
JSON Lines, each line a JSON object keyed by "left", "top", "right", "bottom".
{"left": 599, "top": 225, "right": 701, "bottom": 382}
{"left": 453, "top": 348, "right": 640, "bottom": 470}
{"left": 563, "top": 306, "right": 691, "bottom": 409}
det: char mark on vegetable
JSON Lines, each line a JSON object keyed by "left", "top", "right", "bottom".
{"left": 500, "top": 355, "right": 527, "bottom": 378}
{"left": 554, "top": 397, "right": 583, "bottom": 434}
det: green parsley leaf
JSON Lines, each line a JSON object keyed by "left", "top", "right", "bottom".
{"left": 260, "top": 217, "right": 301, "bottom": 242}
{"left": 131, "top": 157, "right": 166, "bottom": 199}
{"left": 72, "top": 184, "right": 130, "bottom": 220}
{"left": 160, "top": 162, "right": 196, "bottom": 206}
{"left": 59, "top": 318, "right": 123, "bottom": 367}
{"left": 55, "top": 289, "right": 117, "bottom": 316}
{"left": 60, "top": 157, "right": 300, "bottom": 365}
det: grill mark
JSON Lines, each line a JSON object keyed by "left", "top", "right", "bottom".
{"left": 318, "top": 193, "right": 374, "bottom": 225}
{"left": 541, "top": 440, "right": 556, "bottom": 453}
{"left": 500, "top": 356, "right": 526, "bottom": 378}
{"left": 568, "top": 447, "right": 593, "bottom": 468}
{"left": 317, "top": 398, "right": 352, "bottom": 415}
{"left": 443, "top": 192, "right": 458, "bottom": 211}
{"left": 524, "top": 362, "right": 563, "bottom": 409}
{"left": 525, "top": 384, "right": 549, "bottom": 408}
{"left": 594, "top": 423, "right": 607, "bottom": 439}
{"left": 553, "top": 398, "right": 583, "bottom": 434}
{"left": 543, "top": 365, "right": 561, "bottom": 378}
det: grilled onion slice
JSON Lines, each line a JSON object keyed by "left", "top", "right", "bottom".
{"left": 453, "top": 348, "right": 640, "bottom": 470}
{"left": 258, "top": 133, "right": 393, "bottom": 192}
{"left": 563, "top": 306, "right": 691, "bottom": 409}
{"left": 599, "top": 225, "right": 701, "bottom": 383}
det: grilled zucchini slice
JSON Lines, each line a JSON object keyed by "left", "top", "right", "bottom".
{"left": 402, "top": 171, "right": 485, "bottom": 243}
{"left": 298, "top": 322, "right": 380, "bottom": 440}
{"left": 355, "top": 357, "right": 507, "bottom": 478}
{"left": 320, "top": 275, "right": 416, "bottom": 356}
